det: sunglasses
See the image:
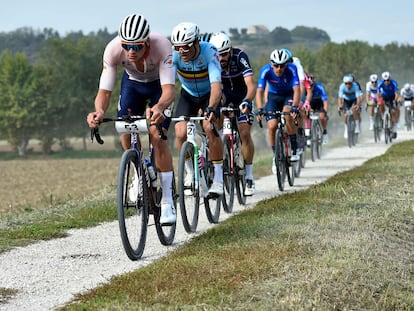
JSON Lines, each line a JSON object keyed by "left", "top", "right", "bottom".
{"left": 272, "top": 63, "right": 286, "bottom": 69}
{"left": 345, "top": 82, "right": 352, "bottom": 85}
{"left": 174, "top": 42, "right": 194, "bottom": 53}
{"left": 121, "top": 42, "right": 145, "bottom": 52}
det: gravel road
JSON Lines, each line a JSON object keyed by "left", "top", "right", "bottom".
{"left": 0, "top": 129, "right": 411, "bottom": 311}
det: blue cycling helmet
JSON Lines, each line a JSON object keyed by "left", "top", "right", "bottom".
{"left": 280, "top": 48, "right": 293, "bottom": 61}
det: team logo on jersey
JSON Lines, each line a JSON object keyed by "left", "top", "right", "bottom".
{"left": 163, "top": 55, "right": 173, "bottom": 68}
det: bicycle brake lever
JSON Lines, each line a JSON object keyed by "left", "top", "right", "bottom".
{"left": 92, "top": 128, "right": 104, "bottom": 144}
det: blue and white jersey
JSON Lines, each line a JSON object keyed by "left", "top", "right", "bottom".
{"left": 310, "top": 82, "right": 328, "bottom": 103}
{"left": 257, "top": 63, "right": 300, "bottom": 95}
{"left": 338, "top": 82, "right": 362, "bottom": 101}
{"left": 378, "top": 79, "right": 398, "bottom": 98}
{"left": 172, "top": 41, "right": 221, "bottom": 97}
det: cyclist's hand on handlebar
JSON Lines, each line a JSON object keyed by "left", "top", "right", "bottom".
{"left": 290, "top": 106, "right": 299, "bottom": 118}
{"left": 256, "top": 108, "right": 265, "bottom": 121}
{"left": 204, "top": 106, "right": 217, "bottom": 122}
{"left": 239, "top": 99, "right": 252, "bottom": 114}
{"left": 148, "top": 104, "right": 166, "bottom": 125}
{"left": 87, "top": 111, "right": 104, "bottom": 128}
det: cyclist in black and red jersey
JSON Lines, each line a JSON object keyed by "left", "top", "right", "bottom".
{"left": 209, "top": 32, "right": 257, "bottom": 196}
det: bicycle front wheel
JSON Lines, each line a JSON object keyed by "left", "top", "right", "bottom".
{"left": 117, "top": 150, "right": 148, "bottom": 261}
{"left": 384, "top": 113, "right": 391, "bottom": 144}
{"left": 222, "top": 135, "right": 235, "bottom": 213}
{"left": 275, "top": 129, "right": 286, "bottom": 191}
{"left": 204, "top": 153, "right": 221, "bottom": 224}
{"left": 154, "top": 175, "right": 177, "bottom": 246}
{"left": 178, "top": 141, "right": 199, "bottom": 233}
{"left": 373, "top": 111, "right": 381, "bottom": 142}
{"left": 234, "top": 134, "right": 246, "bottom": 205}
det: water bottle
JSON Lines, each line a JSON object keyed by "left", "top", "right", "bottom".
{"left": 144, "top": 158, "right": 157, "bottom": 188}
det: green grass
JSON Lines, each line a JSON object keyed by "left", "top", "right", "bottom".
{"left": 1, "top": 142, "right": 414, "bottom": 310}
{"left": 56, "top": 141, "right": 414, "bottom": 310}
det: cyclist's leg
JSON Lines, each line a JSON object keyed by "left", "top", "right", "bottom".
{"left": 266, "top": 94, "right": 283, "bottom": 172}
{"left": 238, "top": 111, "right": 255, "bottom": 195}
{"left": 283, "top": 97, "right": 298, "bottom": 160}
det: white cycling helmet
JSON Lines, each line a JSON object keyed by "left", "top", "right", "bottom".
{"left": 198, "top": 32, "right": 213, "bottom": 42}
{"left": 343, "top": 75, "right": 353, "bottom": 83}
{"left": 118, "top": 14, "right": 150, "bottom": 43}
{"left": 210, "top": 32, "right": 232, "bottom": 54}
{"left": 369, "top": 74, "right": 378, "bottom": 82}
{"left": 404, "top": 83, "right": 411, "bottom": 91}
{"left": 171, "top": 22, "right": 199, "bottom": 45}
{"left": 270, "top": 49, "right": 290, "bottom": 65}
{"left": 382, "top": 71, "right": 390, "bottom": 80}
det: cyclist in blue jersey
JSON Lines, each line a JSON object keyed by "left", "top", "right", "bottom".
{"left": 377, "top": 71, "right": 400, "bottom": 138}
{"left": 171, "top": 22, "right": 224, "bottom": 197}
{"left": 209, "top": 32, "right": 257, "bottom": 196}
{"left": 338, "top": 74, "right": 363, "bottom": 139}
{"left": 255, "top": 49, "right": 301, "bottom": 174}
{"left": 365, "top": 74, "right": 379, "bottom": 130}
{"left": 304, "top": 75, "right": 330, "bottom": 144}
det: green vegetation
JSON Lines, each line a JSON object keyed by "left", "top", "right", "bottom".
{"left": 1, "top": 27, "right": 414, "bottom": 156}
{"left": 50, "top": 140, "right": 414, "bottom": 310}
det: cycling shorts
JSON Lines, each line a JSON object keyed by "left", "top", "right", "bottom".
{"left": 118, "top": 72, "right": 171, "bottom": 130}
{"left": 265, "top": 92, "right": 293, "bottom": 121}
{"left": 174, "top": 88, "right": 221, "bottom": 119}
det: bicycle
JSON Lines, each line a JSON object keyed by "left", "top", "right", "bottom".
{"left": 221, "top": 105, "right": 247, "bottom": 213}
{"left": 373, "top": 104, "right": 382, "bottom": 143}
{"left": 339, "top": 107, "right": 358, "bottom": 148}
{"left": 259, "top": 111, "right": 295, "bottom": 191}
{"left": 403, "top": 100, "right": 414, "bottom": 131}
{"left": 91, "top": 115, "right": 176, "bottom": 261}
{"left": 383, "top": 102, "right": 393, "bottom": 144}
{"left": 307, "top": 109, "right": 323, "bottom": 161}
{"left": 173, "top": 116, "right": 221, "bottom": 233}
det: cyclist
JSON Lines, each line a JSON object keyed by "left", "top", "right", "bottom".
{"left": 365, "top": 74, "right": 379, "bottom": 130}
{"left": 256, "top": 48, "right": 301, "bottom": 174}
{"left": 399, "top": 82, "right": 414, "bottom": 127}
{"left": 304, "top": 74, "right": 329, "bottom": 144}
{"left": 171, "top": 22, "right": 224, "bottom": 197}
{"left": 209, "top": 32, "right": 257, "bottom": 196}
{"left": 338, "top": 74, "right": 363, "bottom": 139}
{"left": 86, "top": 14, "right": 177, "bottom": 225}
{"left": 377, "top": 71, "right": 399, "bottom": 139}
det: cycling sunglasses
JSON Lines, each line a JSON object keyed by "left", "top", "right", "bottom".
{"left": 121, "top": 42, "right": 145, "bottom": 52}
{"left": 174, "top": 41, "right": 194, "bottom": 53}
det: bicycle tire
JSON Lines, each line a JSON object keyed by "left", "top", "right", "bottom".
{"left": 347, "top": 116, "right": 355, "bottom": 148}
{"left": 275, "top": 128, "right": 286, "bottom": 191}
{"left": 234, "top": 132, "right": 246, "bottom": 205}
{"left": 384, "top": 113, "right": 391, "bottom": 144}
{"left": 204, "top": 156, "right": 221, "bottom": 224}
{"left": 294, "top": 153, "right": 301, "bottom": 177}
{"left": 154, "top": 175, "right": 177, "bottom": 246}
{"left": 178, "top": 141, "right": 199, "bottom": 233}
{"left": 373, "top": 111, "right": 381, "bottom": 142}
{"left": 222, "top": 135, "right": 235, "bottom": 213}
{"left": 300, "top": 144, "right": 307, "bottom": 169}
{"left": 310, "top": 120, "right": 318, "bottom": 161}
{"left": 287, "top": 138, "right": 294, "bottom": 187}
{"left": 316, "top": 122, "right": 323, "bottom": 159}
{"left": 117, "top": 150, "right": 148, "bottom": 261}
{"left": 405, "top": 108, "right": 412, "bottom": 131}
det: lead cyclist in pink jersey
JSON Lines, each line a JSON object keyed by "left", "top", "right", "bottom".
{"left": 86, "top": 14, "right": 176, "bottom": 225}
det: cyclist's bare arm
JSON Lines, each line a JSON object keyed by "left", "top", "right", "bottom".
{"left": 87, "top": 89, "right": 112, "bottom": 128}
{"left": 149, "top": 83, "right": 175, "bottom": 124}
{"left": 205, "top": 82, "right": 222, "bottom": 121}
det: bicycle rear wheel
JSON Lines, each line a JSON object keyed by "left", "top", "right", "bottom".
{"left": 178, "top": 141, "right": 199, "bottom": 233}
{"left": 234, "top": 133, "right": 246, "bottom": 205}
{"left": 315, "top": 123, "right": 323, "bottom": 159}
{"left": 154, "top": 175, "right": 177, "bottom": 246}
{"left": 222, "top": 135, "right": 235, "bottom": 213}
{"left": 117, "top": 150, "right": 148, "bottom": 261}
{"left": 275, "top": 129, "right": 286, "bottom": 191}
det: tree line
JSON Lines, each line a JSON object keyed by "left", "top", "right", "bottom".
{"left": 0, "top": 27, "right": 413, "bottom": 156}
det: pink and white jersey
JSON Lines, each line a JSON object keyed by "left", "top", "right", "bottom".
{"left": 99, "top": 33, "right": 175, "bottom": 91}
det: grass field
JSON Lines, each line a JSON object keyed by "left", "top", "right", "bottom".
{"left": 1, "top": 138, "right": 413, "bottom": 310}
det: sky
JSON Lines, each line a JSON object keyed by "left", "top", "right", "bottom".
{"left": 1, "top": 0, "right": 413, "bottom": 46}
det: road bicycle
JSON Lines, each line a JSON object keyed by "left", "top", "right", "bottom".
{"left": 259, "top": 111, "right": 295, "bottom": 191}
{"left": 383, "top": 103, "right": 393, "bottom": 144}
{"left": 173, "top": 116, "right": 221, "bottom": 233}
{"left": 221, "top": 105, "right": 247, "bottom": 213}
{"left": 372, "top": 104, "right": 382, "bottom": 143}
{"left": 305, "top": 109, "right": 323, "bottom": 162}
{"left": 91, "top": 115, "right": 176, "bottom": 261}
{"left": 339, "top": 107, "right": 358, "bottom": 148}
{"left": 403, "top": 100, "right": 414, "bottom": 131}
